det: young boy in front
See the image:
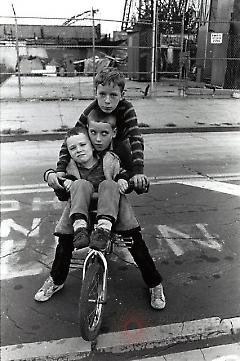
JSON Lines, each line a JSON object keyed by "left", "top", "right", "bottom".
{"left": 35, "top": 111, "right": 166, "bottom": 310}
{"left": 55, "top": 124, "right": 128, "bottom": 251}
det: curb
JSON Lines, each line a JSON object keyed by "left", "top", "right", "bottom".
{"left": 1, "top": 317, "right": 240, "bottom": 360}
{"left": 1, "top": 126, "right": 240, "bottom": 143}
{"left": 1, "top": 88, "right": 239, "bottom": 101}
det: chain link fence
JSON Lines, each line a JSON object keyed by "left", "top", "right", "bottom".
{"left": 0, "top": 15, "right": 239, "bottom": 100}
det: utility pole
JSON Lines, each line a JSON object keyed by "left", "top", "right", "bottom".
{"left": 178, "top": 0, "right": 186, "bottom": 95}
{"left": 12, "top": 4, "right": 22, "bottom": 98}
{"left": 151, "top": 0, "right": 158, "bottom": 93}
{"left": 92, "top": 8, "right": 98, "bottom": 96}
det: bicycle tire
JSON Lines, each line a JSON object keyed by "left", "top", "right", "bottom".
{"left": 79, "top": 261, "right": 107, "bottom": 341}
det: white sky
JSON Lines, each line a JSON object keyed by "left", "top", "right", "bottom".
{"left": 0, "top": 0, "right": 125, "bottom": 35}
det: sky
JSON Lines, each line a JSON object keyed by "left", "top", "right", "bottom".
{"left": 0, "top": 0, "right": 126, "bottom": 35}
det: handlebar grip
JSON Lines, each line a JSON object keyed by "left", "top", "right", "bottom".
{"left": 126, "top": 179, "right": 150, "bottom": 194}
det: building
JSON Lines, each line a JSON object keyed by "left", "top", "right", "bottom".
{"left": 0, "top": 24, "right": 127, "bottom": 76}
{"left": 0, "top": 24, "right": 100, "bottom": 72}
{"left": 196, "top": 0, "right": 240, "bottom": 88}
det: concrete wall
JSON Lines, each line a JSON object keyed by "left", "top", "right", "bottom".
{"left": 0, "top": 24, "right": 96, "bottom": 41}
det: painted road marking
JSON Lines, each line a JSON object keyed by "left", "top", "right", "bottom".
{"left": 0, "top": 220, "right": 224, "bottom": 280}
{"left": 177, "top": 179, "right": 240, "bottom": 197}
{"left": 1, "top": 174, "right": 240, "bottom": 214}
{"left": 157, "top": 223, "right": 222, "bottom": 257}
{"left": 0, "top": 200, "right": 20, "bottom": 212}
{"left": 0, "top": 173, "right": 237, "bottom": 280}
{"left": 0, "top": 218, "right": 41, "bottom": 238}
{"left": 1, "top": 172, "right": 240, "bottom": 195}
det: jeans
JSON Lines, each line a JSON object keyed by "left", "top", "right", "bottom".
{"left": 69, "top": 179, "right": 120, "bottom": 223}
{"left": 51, "top": 230, "right": 162, "bottom": 288}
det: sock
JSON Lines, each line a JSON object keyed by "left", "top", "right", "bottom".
{"left": 73, "top": 219, "right": 87, "bottom": 232}
{"left": 97, "top": 218, "right": 112, "bottom": 231}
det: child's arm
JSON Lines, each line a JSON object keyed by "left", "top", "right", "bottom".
{"left": 56, "top": 140, "right": 71, "bottom": 173}
{"left": 75, "top": 100, "right": 98, "bottom": 127}
{"left": 120, "top": 100, "right": 148, "bottom": 191}
{"left": 44, "top": 169, "right": 66, "bottom": 189}
{"left": 117, "top": 178, "right": 129, "bottom": 194}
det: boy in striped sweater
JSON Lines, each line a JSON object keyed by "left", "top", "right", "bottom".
{"left": 48, "top": 67, "right": 148, "bottom": 193}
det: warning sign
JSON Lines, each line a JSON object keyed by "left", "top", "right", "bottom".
{"left": 211, "top": 33, "right": 223, "bottom": 44}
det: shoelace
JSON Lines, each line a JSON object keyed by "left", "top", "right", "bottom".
{"left": 152, "top": 286, "right": 164, "bottom": 301}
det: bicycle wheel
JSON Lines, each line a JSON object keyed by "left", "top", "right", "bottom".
{"left": 79, "top": 261, "right": 107, "bottom": 341}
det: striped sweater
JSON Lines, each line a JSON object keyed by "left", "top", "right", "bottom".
{"left": 56, "top": 99, "right": 144, "bottom": 175}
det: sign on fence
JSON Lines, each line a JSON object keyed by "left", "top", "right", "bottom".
{"left": 211, "top": 33, "right": 223, "bottom": 44}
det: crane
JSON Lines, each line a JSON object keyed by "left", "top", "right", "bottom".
{"left": 121, "top": 0, "right": 203, "bottom": 31}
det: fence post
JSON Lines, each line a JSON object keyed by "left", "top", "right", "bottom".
{"left": 92, "top": 8, "right": 98, "bottom": 97}
{"left": 178, "top": 0, "right": 186, "bottom": 96}
{"left": 12, "top": 4, "right": 22, "bottom": 98}
{"left": 151, "top": 0, "right": 158, "bottom": 93}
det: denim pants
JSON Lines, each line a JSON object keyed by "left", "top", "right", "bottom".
{"left": 55, "top": 187, "right": 139, "bottom": 236}
{"left": 51, "top": 230, "right": 162, "bottom": 288}
{"left": 69, "top": 179, "right": 120, "bottom": 223}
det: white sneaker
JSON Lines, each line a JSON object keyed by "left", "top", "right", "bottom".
{"left": 150, "top": 283, "right": 166, "bottom": 310}
{"left": 34, "top": 276, "right": 64, "bottom": 302}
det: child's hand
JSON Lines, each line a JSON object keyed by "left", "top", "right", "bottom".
{"left": 131, "top": 174, "right": 149, "bottom": 192}
{"left": 47, "top": 172, "right": 65, "bottom": 190}
{"left": 63, "top": 179, "right": 73, "bottom": 192}
{"left": 118, "top": 179, "right": 129, "bottom": 194}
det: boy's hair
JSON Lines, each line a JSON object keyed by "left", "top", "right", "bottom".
{"left": 88, "top": 108, "right": 117, "bottom": 129}
{"left": 94, "top": 67, "right": 125, "bottom": 92}
{"left": 65, "top": 125, "right": 89, "bottom": 141}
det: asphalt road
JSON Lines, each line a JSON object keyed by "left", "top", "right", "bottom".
{"left": 1, "top": 132, "right": 240, "bottom": 355}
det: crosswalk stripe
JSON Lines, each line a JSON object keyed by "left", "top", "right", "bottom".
{"left": 1, "top": 173, "right": 240, "bottom": 195}
{"left": 177, "top": 179, "right": 240, "bottom": 197}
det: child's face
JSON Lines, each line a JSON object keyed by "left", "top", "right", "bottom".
{"left": 96, "top": 82, "right": 123, "bottom": 113}
{"left": 66, "top": 133, "right": 94, "bottom": 166}
{"left": 88, "top": 119, "right": 116, "bottom": 152}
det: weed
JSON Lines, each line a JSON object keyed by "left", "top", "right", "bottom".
{"left": 1, "top": 128, "right": 28, "bottom": 135}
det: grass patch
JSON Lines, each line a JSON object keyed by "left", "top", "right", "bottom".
{"left": 53, "top": 125, "right": 70, "bottom": 132}
{"left": 139, "top": 122, "right": 150, "bottom": 128}
{"left": 165, "top": 122, "right": 177, "bottom": 127}
{"left": 1, "top": 128, "right": 29, "bottom": 135}
{"left": 0, "top": 64, "right": 14, "bottom": 84}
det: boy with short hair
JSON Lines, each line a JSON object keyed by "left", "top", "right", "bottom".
{"left": 35, "top": 111, "right": 166, "bottom": 310}
{"left": 57, "top": 124, "right": 127, "bottom": 251}
{"left": 48, "top": 67, "right": 148, "bottom": 192}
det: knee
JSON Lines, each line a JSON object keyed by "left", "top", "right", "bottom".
{"left": 99, "top": 179, "right": 118, "bottom": 191}
{"left": 72, "top": 179, "right": 93, "bottom": 192}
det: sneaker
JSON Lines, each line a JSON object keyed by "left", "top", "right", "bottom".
{"left": 34, "top": 276, "right": 64, "bottom": 302}
{"left": 73, "top": 227, "right": 89, "bottom": 249}
{"left": 150, "top": 283, "right": 166, "bottom": 310}
{"left": 89, "top": 227, "right": 110, "bottom": 251}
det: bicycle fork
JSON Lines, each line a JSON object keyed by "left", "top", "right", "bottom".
{"left": 82, "top": 249, "right": 108, "bottom": 304}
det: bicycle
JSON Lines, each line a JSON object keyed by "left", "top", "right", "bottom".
{"left": 79, "top": 230, "right": 133, "bottom": 341}
{"left": 78, "top": 182, "right": 149, "bottom": 341}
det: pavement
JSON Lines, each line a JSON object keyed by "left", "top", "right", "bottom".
{"left": 1, "top": 76, "right": 240, "bottom": 360}
{"left": 1, "top": 317, "right": 240, "bottom": 360}
{"left": 0, "top": 75, "right": 240, "bottom": 142}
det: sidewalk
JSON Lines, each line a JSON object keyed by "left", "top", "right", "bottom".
{"left": 1, "top": 75, "right": 240, "bottom": 142}
{"left": 1, "top": 96, "right": 240, "bottom": 142}
{"left": 135, "top": 343, "right": 240, "bottom": 361}
{"left": 1, "top": 317, "right": 240, "bottom": 360}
